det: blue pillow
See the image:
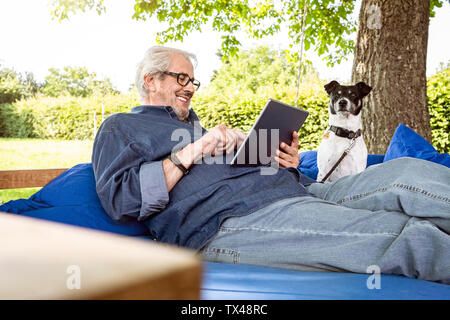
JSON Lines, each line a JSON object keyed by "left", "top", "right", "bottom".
{"left": 298, "top": 151, "right": 319, "bottom": 180}
{"left": 297, "top": 151, "right": 384, "bottom": 181}
{"left": 384, "top": 124, "right": 450, "bottom": 168}
{"left": 0, "top": 163, "right": 149, "bottom": 236}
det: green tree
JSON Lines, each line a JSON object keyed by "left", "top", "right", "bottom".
{"left": 0, "top": 65, "right": 39, "bottom": 104}
{"left": 49, "top": 0, "right": 446, "bottom": 64}
{"left": 40, "top": 66, "right": 118, "bottom": 97}
{"left": 205, "top": 45, "right": 321, "bottom": 97}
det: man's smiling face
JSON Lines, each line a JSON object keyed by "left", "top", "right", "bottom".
{"left": 149, "top": 53, "right": 195, "bottom": 121}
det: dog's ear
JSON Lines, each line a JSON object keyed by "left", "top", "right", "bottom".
{"left": 324, "top": 80, "right": 340, "bottom": 95}
{"left": 356, "top": 82, "right": 372, "bottom": 98}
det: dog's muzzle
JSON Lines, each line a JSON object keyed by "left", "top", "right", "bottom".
{"left": 336, "top": 98, "right": 350, "bottom": 112}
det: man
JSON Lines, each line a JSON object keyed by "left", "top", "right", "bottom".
{"left": 92, "top": 46, "right": 450, "bottom": 284}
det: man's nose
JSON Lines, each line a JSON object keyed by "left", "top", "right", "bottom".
{"left": 185, "top": 79, "right": 195, "bottom": 93}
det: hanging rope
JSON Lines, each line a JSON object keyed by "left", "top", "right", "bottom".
{"left": 295, "top": 0, "right": 309, "bottom": 108}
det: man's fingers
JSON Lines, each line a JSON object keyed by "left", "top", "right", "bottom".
{"left": 279, "top": 132, "right": 299, "bottom": 157}
{"left": 276, "top": 148, "right": 300, "bottom": 168}
{"left": 210, "top": 125, "right": 247, "bottom": 155}
{"left": 225, "top": 130, "right": 237, "bottom": 153}
{"left": 274, "top": 156, "right": 290, "bottom": 168}
{"left": 292, "top": 131, "right": 299, "bottom": 146}
{"left": 276, "top": 149, "right": 290, "bottom": 161}
{"left": 279, "top": 142, "right": 296, "bottom": 156}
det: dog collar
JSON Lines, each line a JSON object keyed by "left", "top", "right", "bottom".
{"left": 329, "top": 125, "right": 362, "bottom": 139}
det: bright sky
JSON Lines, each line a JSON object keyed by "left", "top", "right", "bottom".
{"left": 0, "top": 1, "right": 449, "bottom": 93}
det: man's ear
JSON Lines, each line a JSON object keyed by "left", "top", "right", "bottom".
{"left": 144, "top": 74, "right": 156, "bottom": 93}
{"left": 324, "top": 80, "right": 340, "bottom": 95}
{"left": 356, "top": 82, "right": 372, "bottom": 98}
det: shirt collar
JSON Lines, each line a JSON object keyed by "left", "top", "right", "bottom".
{"left": 131, "top": 105, "right": 199, "bottom": 125}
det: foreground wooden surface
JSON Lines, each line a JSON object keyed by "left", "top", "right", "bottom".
{"left": 0, "top": 168, "right": 69, "bottom": 189}
{"left": 0, "top": 213, "right": 202, "bottom": 299}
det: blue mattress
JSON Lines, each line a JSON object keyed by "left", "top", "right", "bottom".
{"left": 201, "top": 262, "right": 450, "bottom": 300}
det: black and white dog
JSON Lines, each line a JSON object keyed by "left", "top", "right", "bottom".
{"left": 317, "top": 80, "right": 372, "bottom": 182}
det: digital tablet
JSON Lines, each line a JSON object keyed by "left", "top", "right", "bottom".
{"left": 230, "top": 98, "right": 309, "bottom": 166}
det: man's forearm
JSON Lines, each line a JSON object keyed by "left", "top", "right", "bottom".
{"left": 162, "top": 140, "right": 203, "bottom": 192}
{"left": 162, "top": 124, "right": 238, "bottom": 192}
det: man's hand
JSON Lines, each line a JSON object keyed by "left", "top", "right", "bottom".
{"left": 164, "top": 124, "right": 245, "bottom": 191}
{"left": 275, "top": 131, "right": 300, "bottom": 168}
{"left": 200, "top": 124, "right": 246, "bottom": 156}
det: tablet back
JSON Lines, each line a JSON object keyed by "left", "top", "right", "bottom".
{"left": 231, "top": 99, "right": 309, "bottom": 166}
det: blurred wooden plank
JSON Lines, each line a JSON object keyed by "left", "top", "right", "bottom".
{"left": 0, "top": 168, "right": 68, "bottom": 189}
{"left": 0, "top": 213, "right": 202, "bottom": 299}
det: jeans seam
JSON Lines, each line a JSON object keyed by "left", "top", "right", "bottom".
{"left": 203, "top": 246, "right": 240, "bottom": 264}
{"left": 219, "top": 226, "right": 399, "bottom": 237}
{"left": 336, "top": 183, "right": 450, "bottom": 205}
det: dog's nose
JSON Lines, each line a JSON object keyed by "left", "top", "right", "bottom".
{"left": 338, "top": 100, "right": 347, "bottom": 108}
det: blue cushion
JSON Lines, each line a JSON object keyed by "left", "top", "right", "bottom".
{"left": 0, "top": 163, "right": 149, "bottom": 236}
{"left": 297, "top": 151, "right": 384, "bottom": 181}
{"left": 202, "top": 262, "right": 450, "bottom": 300}
{"left": 384, "top": 123, "right": 450, "bottom": 167}
{"left": 298, "top": 151, "right": 318, "bottom": 180}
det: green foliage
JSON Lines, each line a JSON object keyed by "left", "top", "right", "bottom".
{"left": 7, "top": 93, "right": 139, "bottom": 140}
{"left": 0, "top": 66, "right": 39, "bottom": 104}
{"left": 138, "top": 0, "right": 358, "bottom": 66}
{"left": 430, "top": 0, "right": 449, "bottom": 18}
{"left": 0, "top": 103, "right": 36, "bottom": 138}
{"left": 49, "top": 0, "right": 106, "bottom": 22}
{"left": 427, "top": 67, "right": 449, "bottom": 153}
{"left": 50, "top": 0, "right": 357, "bottom": 65}
{"left": 47, "top": 0, "right": 448, "bottom": 65}
{"left": 40, "top": 66, "right": 118, "bottom": 97}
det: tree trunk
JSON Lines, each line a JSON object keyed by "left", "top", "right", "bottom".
{"left": 351, "top": 0, "right": 432, "bottom": 154}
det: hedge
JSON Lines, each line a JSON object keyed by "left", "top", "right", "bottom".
{"left": 0, "top": 70, "right": 448, "bottom": 153}
{"left": 427, "top": 68, "right": 449, "bottom": 153}
{"left": 0, "top": 93, "right": 139, "bottom": 140}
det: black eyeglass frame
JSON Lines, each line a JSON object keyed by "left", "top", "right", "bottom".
{"left": 162, "top": 71, "right": 201, "bottom": 90}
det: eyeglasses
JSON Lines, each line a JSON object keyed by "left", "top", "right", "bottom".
{"left": 162, "top": 71, "right": 201, "bottom": 90}
{"left": 162, "top": 71, "right": 200, "bottom": 90}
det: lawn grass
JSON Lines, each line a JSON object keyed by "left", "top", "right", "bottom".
{"left": 0, "top": 138, "right": 93, "bottom": 204}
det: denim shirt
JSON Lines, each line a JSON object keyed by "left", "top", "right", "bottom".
{"left": 92, "top": 105, "right": 316, "bottom": 250}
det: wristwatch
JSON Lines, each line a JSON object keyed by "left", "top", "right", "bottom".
{"left": 169, "top": 152, "right": 189, "bottom": 175}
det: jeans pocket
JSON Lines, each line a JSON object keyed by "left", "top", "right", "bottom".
{"left": 201, "top": 246, "right": 240, "bottom": 264}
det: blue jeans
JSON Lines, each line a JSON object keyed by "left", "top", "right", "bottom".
{"left": 200, "top": 158, "right": 450, "bottom": 284}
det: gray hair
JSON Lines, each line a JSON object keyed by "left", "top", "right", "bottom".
{"left": 135, "top": 46, "right": 197, "bottom": 101}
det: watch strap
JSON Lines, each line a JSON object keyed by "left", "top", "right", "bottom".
{"left": 169, "top": 152, "right": 189, "bottom": 175}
